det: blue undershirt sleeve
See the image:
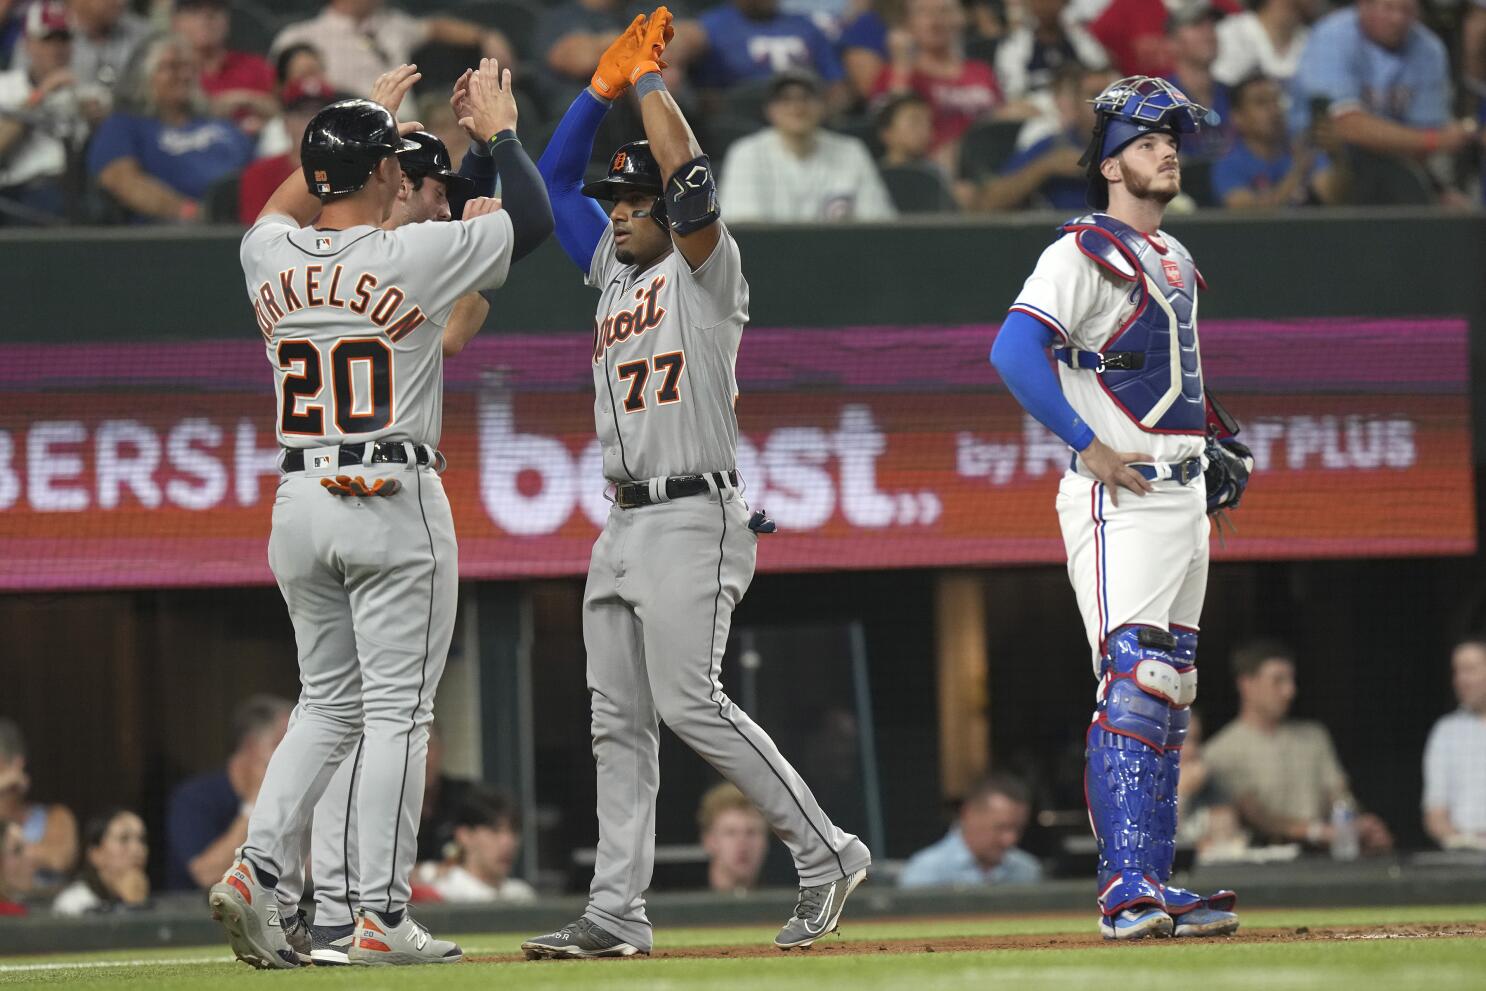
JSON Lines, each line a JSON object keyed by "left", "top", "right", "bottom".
{"left": 990, "top": 310, "right": 1097, "bottom": 452}
{"left": 536, "top": 88, "right": 613, "bottom": 272}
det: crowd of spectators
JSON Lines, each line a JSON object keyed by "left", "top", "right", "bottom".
{"left": 0, "top": 0, "right": 1481, "bottom": 223}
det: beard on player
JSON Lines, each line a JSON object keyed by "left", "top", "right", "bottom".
{"left": 1110, "top": 135, "right": 1182, "bottom": 205}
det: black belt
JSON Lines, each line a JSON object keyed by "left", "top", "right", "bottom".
{"left": 281, "top": 442, "right": 437, "bottom": 473}
{"left": 615, "top": 471, "right": 738, "bottom": 510}
{"left": 1070, "top": 455, "right": 1203, "bottom": 485}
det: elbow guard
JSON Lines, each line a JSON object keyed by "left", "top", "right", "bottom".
{"left": 663, "top": 155, "right": 720, "bottom": 235}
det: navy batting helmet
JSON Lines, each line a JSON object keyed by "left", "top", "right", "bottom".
{"left": 398, "top": 130, "right": 474, "bottom": 197}
{"left": 301, "top": 98, "right": 418, "bottom": 200}
{"left": 582, "top": 140, "right": 667, "bottom": 228}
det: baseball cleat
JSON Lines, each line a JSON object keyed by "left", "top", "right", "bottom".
{"left": 1100, "top": 906, "right": 1175, "bottom": 941}
{"left": 346, "top": 908, "right": 463, "bottom": 965}
{"left": 521, "top": 916, "right": 644, "bottom": 959}
{"left": 1165, "top": 885, "right": 1239, "bottom": 937}
{"left": 281, "top": 908, "right": 313, "bottom": 965}
{"left": 1172, "top": 905, "right": 1240, "bottom": 937}
{"left": 309, "top": 920, "right": 357, "bottom": 965}
{"left": 207, "top": 856, "right": 299, "bottom": 969}
{"left": 775, "top": 867, "right": 868, "bottom": 950}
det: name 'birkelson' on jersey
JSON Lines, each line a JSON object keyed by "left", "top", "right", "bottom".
{"left": 242, "top": 214, "right": 514, "bottom": 451}
{"left": 249, "top": 259, "right": 432, "bottom": 343}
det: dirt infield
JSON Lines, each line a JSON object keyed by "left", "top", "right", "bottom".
{"left": 470, "top": 923, "right": 1486, "bottom": 964}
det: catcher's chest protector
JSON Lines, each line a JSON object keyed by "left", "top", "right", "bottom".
{"left": 1064, "top": 213, "right": 1205, "bottom": 434}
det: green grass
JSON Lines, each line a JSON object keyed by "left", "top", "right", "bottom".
{"left": 3, "top": 906, "right": 1484, "bottom": 990}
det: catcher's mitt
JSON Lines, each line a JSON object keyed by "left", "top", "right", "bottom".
{"left": 1203, "top": 437, "right": 1252, "bottom": 515}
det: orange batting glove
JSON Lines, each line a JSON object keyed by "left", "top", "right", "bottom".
{"left": 628, "top": 6, "right": 675, "bottom": 85}
{"left": 591, "top": 14, "right": 647, "bottom": 99}
{"left": 321, "top": 475, "right": 401, "bottom": 497}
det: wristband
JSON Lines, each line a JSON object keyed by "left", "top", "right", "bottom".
{"left": 633, "top": 68, "right": 666, "bottom": 97}
{"left": 1422, "top": 129, "right": 1440, "bottom": 155}
{"left": 178, "top": 200, "right": 200, "bottom": 222}
{"left": 487, "top": 128, "right": 519, "bottom": 150}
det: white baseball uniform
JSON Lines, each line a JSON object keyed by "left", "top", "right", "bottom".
{"left": 1009, "top": 223, "right": 1209, "bottom": 673}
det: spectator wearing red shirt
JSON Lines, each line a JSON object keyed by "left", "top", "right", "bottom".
{"left": 873, "top": 0, "right": 1014, "bottom": 175}
{"left": 237, "top": 76, "right": 341, "bottom": 223}
{"left": 173, "top": 0, "right": 277, "bottom": 136}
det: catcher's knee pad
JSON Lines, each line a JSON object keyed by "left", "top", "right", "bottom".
{"left": 1097, "top": 626, "right": 1182, "bottom": 750}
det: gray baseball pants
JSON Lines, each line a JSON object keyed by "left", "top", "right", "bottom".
{"left": 581, "top": 479, "right": 871, "bottom": 951}
{"left": 244, "top": 461, "right": 456, "bottom": 917}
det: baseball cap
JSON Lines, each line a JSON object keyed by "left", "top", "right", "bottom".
{"left": 1166, "top": 0, "right": 1218, "bottom": 29}
{"left": 768, "top": 68, "right": 822, "bottom": 101}
{"left": 24, "top": 1, "right": 70, "bottom": 39}
{"left": 282, "top": 76, "right": 345, "bottom": 113}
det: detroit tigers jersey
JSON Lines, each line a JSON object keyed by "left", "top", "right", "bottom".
{"left": 242, "top": 211, "right": 515, "bottom": 450}
{"left": 1010, "top": 226, "right": 1205, "bottom": 465}
{"left": 585, "top": 224, "right": 749, "bottom": 482}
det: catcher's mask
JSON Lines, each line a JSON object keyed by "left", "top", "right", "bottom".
{"left": 1080, "top": 76, "right": 1214, "bottom": 208}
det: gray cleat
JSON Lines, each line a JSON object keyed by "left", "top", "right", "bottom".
{"left": 775, "top": 867, "right": 868, "bottom": 950}
{"left": 281, "top": 909, "right": 312, "bottom": 965}
{"left": 521, "top": 916, "right": 644, "bottom": 960}
{"left": 207, "top": 854, "right": 299, "bottom": 970}
{"left": 346, "top": 908, "right": 463, "bottom": 966}
{"left": 309, "top": 920, "right": 357, "bottom": 966}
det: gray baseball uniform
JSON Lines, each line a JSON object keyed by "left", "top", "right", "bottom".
{"left": 579, "top": 224, "right": 871, "bottom": 952}
{"left": 238, "top": 209, "right": 513, "bottom": 918}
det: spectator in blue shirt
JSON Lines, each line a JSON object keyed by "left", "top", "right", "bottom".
{"left": 1290, "top": 0, "right": 1470, "bottom": 162}
{"left": 1214, "top": 75, "right": 1345, "bottom": 207}
{"left": 899, "top": 773, "right": 1043, "bottom": 888}
{"left": 976, "top": 65, "right": 1115, "bottom": 211}
{"left": 692, "top": 0, "right": 847, "bottom": 108}
{"left": 87, "top": 34, "right": 255, "bottom": 224}
{"left": 165, "top": 695, "right": 290, "bottom": 890}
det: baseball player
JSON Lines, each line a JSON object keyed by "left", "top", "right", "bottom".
{"left": 208, "top": 62, "right": 552, "bottom": 969}
{"left": 265, "top": 71, "right": 513, "bottom": 967}
{"left": 519, "top": 8, "right": 871, "bottom": 959}
{"left": 990, "top": 76, "right": 1252, "bottom": 941}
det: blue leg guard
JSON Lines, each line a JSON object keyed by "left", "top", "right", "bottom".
{"left": 1155, "top": 627, "right": 1239, "bottom": 934}
{"left": 1152, "top": 627, "right": 1196, "bottom": 886}
{"left": 1086, "top": 625, "right": 1184, "bottom": 917}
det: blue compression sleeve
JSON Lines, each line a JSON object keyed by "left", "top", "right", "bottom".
{"left": 458, "top": 140, "right": 496, "bottom": 198}
{"left": 537, "top": 88, "right": 612, "bottom": 272}
{"left": 990, "top": 311, "right": 1097, "bottom": 451}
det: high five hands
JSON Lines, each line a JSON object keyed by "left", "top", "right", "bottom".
{"left": 590, "top": 7, "right": 675, "bottom": 100}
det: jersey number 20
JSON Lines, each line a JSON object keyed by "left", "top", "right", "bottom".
{"left": 278, "top": 338, "right": 393, "bottom": 436}
{"left": 616, "top": 350, "right": 685, "bottom": 414}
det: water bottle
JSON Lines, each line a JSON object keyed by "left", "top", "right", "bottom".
{"left": 1330, "top": 799, "right": 1359, "bottom": 861}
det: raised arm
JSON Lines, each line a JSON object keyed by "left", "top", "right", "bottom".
{"left": 462, "top": 59, "right": 554, "bottom": 263}
{"left": 631, "top": 7, "right": 721, "bottom": 271}
{"left": 258, "top": 64, "right": 427, "bottom": 226}
{"left": 537, "top": 18, "right": 648, "bottom": 272}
